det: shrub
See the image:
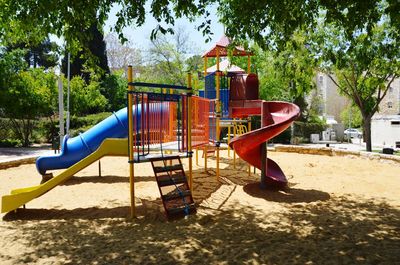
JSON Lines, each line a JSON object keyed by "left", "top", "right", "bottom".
{"left": 69, "top": 112, "right": 112, "bottom": 137}
{"left": 293, "top": 121, "right": 327, "bottom": 142}
{"left": 68, "top": 76, "right": 108, "bottom": 115}
{"left": 0, "top": 139, "right": 22, "bottom": 147}
{"left": 100, "top": 72, "right": 128, "bottom": 111}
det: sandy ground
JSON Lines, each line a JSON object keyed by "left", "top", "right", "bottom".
{"left": 0, "top": 150, "right": 399, "bottom": 264}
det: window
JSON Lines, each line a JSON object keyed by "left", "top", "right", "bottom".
{"left": 387, "top": 102, "right": 393, "bottom": 108}
{"left": 391, "top": 121, "right": 400, "bottom": 125}
{"left": 389, "top": 87, "right": 394, "bottom": 93}
{"left": 319, "top": 75, "right": 323, "bottom": 83}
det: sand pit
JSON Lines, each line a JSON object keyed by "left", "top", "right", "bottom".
{"left": 0, "top": 150, "right": 399, "bottom": 264}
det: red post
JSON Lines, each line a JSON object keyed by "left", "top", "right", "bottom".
{"left": 260, "top": 101, "right": 269, "bottom": 189}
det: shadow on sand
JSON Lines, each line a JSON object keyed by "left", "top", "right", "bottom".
{"left": 2, "top": 196, "right": 399, "bottom": 264}
{"left": 243, "top": 182, "right": 330, "bottom": 203}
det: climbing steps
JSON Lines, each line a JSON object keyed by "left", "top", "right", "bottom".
{"left": 150, "top": 156, "right": 196, "bottom": 219}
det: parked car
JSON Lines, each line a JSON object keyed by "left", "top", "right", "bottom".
{"left": 344, "top": 128, "right": 362, "bottom": 139}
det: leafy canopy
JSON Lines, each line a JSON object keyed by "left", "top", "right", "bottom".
{"left": 1, "top": 0, "right": 399, "bottom": 52}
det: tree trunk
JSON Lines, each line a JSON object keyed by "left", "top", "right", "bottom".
{"left": 363, "top": 116, "right": 372, "bottom": 152}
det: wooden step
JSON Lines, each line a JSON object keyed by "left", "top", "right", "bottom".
{"left": 162, "top": 189, "right": 192, "bottom": 201}
{"left": 156, "top": 173, "right": 187, "bottom": 187}
{"left": 166, "top": 204, "right": 196, "bottom": 217}
{"left": 153, "top": 164, "right": 183, "bottom": 173}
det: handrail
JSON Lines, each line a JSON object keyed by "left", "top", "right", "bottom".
{"left": 128, "top": 82, "right": 190, "bottom": 91}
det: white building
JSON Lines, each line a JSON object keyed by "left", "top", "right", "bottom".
{"left": 371, "top": 115, "right": 400, "bottom": 148}
{"left": 371, "top": 78, "right": 400, "bottom": 148}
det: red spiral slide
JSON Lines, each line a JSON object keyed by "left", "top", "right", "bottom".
{"left": 229, "top": 100, "right": 300, "bottom": 188}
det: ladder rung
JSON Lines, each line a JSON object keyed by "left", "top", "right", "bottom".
{"left": 166, "top": 204, "right": 196, "bottom": 216}
{"left": 157, "top": 174, "right": 187, "bottom": 187}
{"left": 162, "top": 189, "right": 192, "bottom": 201}
{"left": 153, "top": 164, "right": 183, "bottom": 173}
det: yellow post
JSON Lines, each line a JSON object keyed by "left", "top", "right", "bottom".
{"left": 204, "top": 145, "right": 208, "bottom": 171}
{"left": 247, "top": 55, "right": 251, "bottom": 74}
{"left": 187, "top": 73, "right": 193, "bottom": 191}
{"left": 216, "top": 49, "right": 220, "bottom": 180}
{"left": 227, "top": 124, "right": 231, "bottom": 157}
{"left": 196, "top": 148, "right": 199, "bottom": 166}
{"left": 127, "top": 66, "right": 135, "bottom": 218}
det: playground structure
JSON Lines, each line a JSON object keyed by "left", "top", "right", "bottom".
{"left": 1, "top": 35, "right": 300, "bottom": 218}
{"left": 199, "top": 35, "right": 300, "bottom": 188}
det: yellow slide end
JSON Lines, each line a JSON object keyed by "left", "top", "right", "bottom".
{"left": 1, "top": 138, "right": 128, "bottom": 213}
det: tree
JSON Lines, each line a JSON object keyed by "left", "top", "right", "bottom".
{"left": 340, "top": 104, "right": 362, "bottom": 129}
{"left": 253, "top": 33, "right": 317, "bottom": 120}
{"left": 100, "top": 71, "right": 128, "bottom": 111}
{"left": 6, "top": 38, "right": 59, "bottom": 69}
{"left": 141, "top": 27, "right": 200, "bottom": 86}
{"left": 315, "top": 22, "right": 400, "bottom": 151}
{"left": 2, "top": 1, "right": 399, "bottom": 54}
{"left": 61, "top": 23, "right": 110, "bottom": 83}
{"left": 67, "top": 76, "right": 108, "bottom": 115}
{"left": 105, "top": 33, "right": 142, "bottom": 72}
{"left": 218, "top": 0, "right": 400, "bottom": 49}
{"left": 0, "top": 49, "right": 58, "bottom": 146}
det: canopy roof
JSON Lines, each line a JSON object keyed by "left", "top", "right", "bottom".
{"left": 206, "top": 60, "right": 245, "bottom": 74}
{"left": 202, "top": 35, "right": 253, "bottom": 58}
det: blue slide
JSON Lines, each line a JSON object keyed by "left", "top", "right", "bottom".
{"left": 36, "top": 108, "right": 130, "bottom": 175}
{"left": 36, "top": 102, "right": 173, "bottom": 175}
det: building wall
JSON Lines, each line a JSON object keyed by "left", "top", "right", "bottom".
{"left": 371, "top": 115, "right": 400, "bottom": 147}
{"left": 375, "top": 78, "right": 400, "bottom": 116}
{"left": 316, "top": 73, "right": 350, "bottom": 124}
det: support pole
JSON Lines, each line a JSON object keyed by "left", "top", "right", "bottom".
{"left": 204, "top": 146, "right": 208, "bottom": 171}
{"left": 127, "top": 66, "right": 135, "bottom": 218}
{"left": 260, "top": 101, "right": 269, "bottom": 189}
{"left": 58, "top": 78, "right": 64, "bottom": 148}
{"left": 233, "top": 121, "right": 237, "bottom": 168}
{"left": 66, "top": 52, "right": 71, "bottom": 135}
{"left": 248, "top": 118, "right": 252, "bottom": 176}
{"left": 227, "top": 124, "right": 231, "bottom": 157}
{"left": 187, "top": 73, "right": 193, "bottom": 191}
{"left": 216, "top": 49, "right": 220, "bottom": 180}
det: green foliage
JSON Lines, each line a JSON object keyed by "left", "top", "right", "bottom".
{"left": 269, "top": 128, "right": 292, "bottom": 144}
{"left": 253, "top": 33, "right": 317, "bottom": 103}
{"left": 313, "top": 19, "right": 400, "bottom": 151}
{"left": 293, "top": 121, "right": 327, "bottom": 142}
{"left": 7, "top": 38, "right": 59, "bottom": 69}
{"left": 0, "top": 139, "right": 22, "bottom": 147}
{"left": 61, "top": 23, "right": 109, "bottom": 83}
{"left": 68, "top": 76, "right": 108, "bottom": 116}
{"left": 100, "top": 72, "right": 128, "bottom": 111}
{"left": 69, "top": 112, "right": 112, "bottom": 136}
{"left": 1, "top": 0, "right": 399, "bottom": 60}
{"left": 0, "top": 48, "right": 27, "bottom": 87}
{"left": 0, "top": 119, "right": 13, "bottom": 141}
{"left": 340, "top": 104, "right": 362, "bottom": 129}
{"left": 219, "top": 0, "right": 400, "bottom": 50}
{"left": 138, "top": 29, "right": 202, "bottom": 89}
{"left": 0, "top": 63, "right": 58, "bottom": 146}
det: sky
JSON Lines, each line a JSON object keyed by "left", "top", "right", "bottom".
{"left": 104, "top": 3, "right": 224, "bottom": 54}
{"left": 50, "top": 3, "right": 224, "bottom": 73}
